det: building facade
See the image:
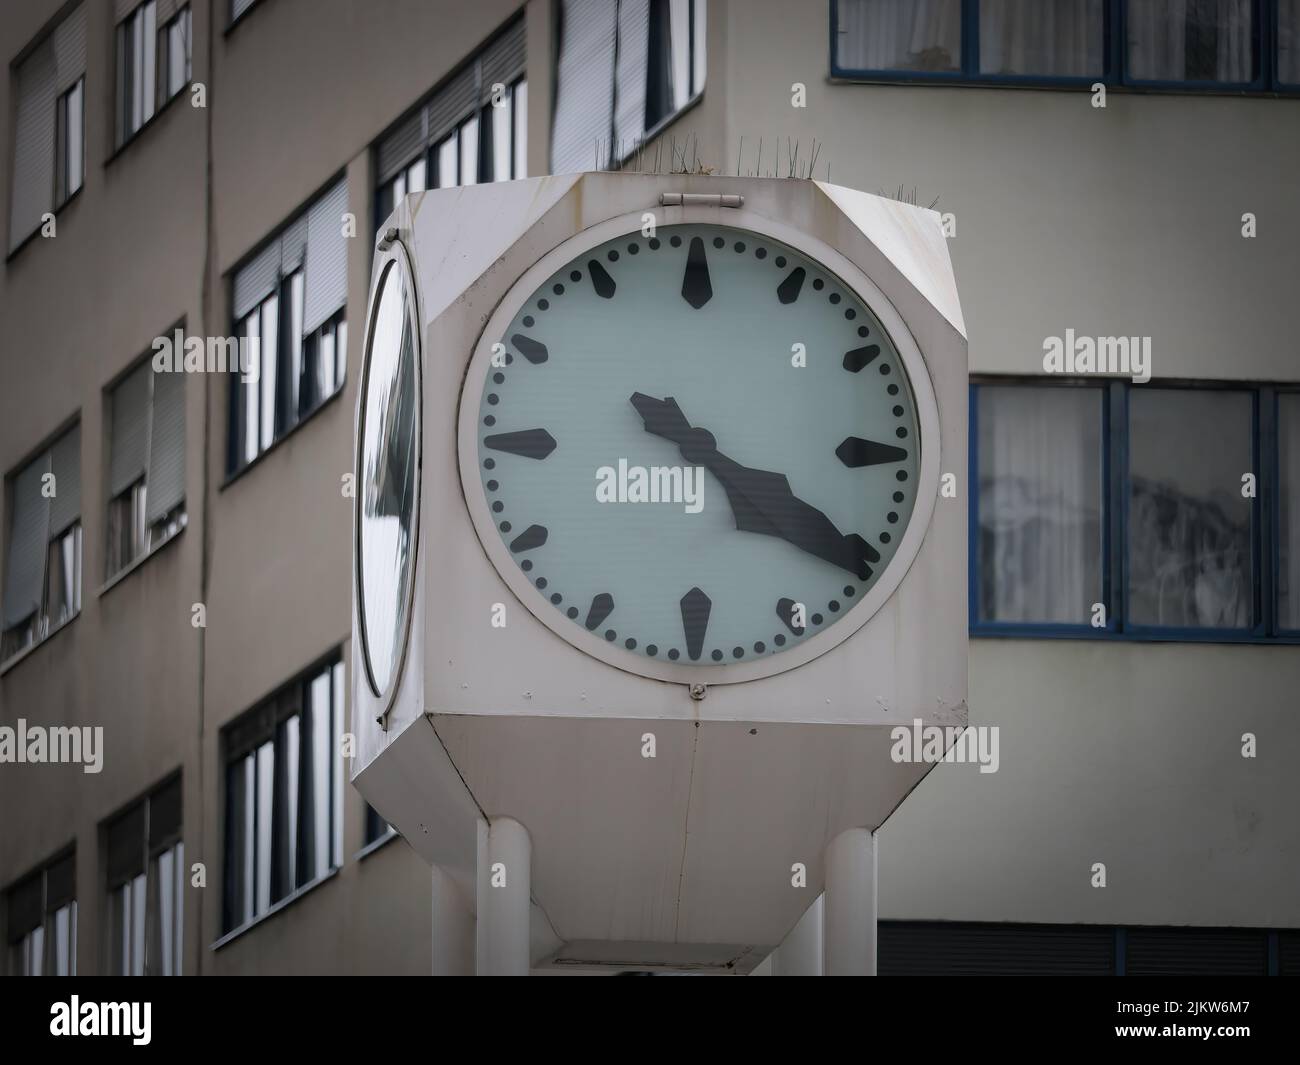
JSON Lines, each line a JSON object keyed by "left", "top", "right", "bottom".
{"left": 1, "top": 0, "right": 1296, "bottom": 975}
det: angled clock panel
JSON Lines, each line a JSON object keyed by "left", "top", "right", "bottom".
{"left": 468, "top": 223, "right": 921, "bottom": 671}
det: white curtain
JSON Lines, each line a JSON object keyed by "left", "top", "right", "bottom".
{"left": 1127, "top": 0, "right": 1253, "bottom": 82}
{"left": 978, "top": 387, "right": 1102, "bottom": 623}
{"left": 979, "top": 0, "right": 1103, "bottom": 77}
{"left": 837, "top": 0, "right": 962, "bottom": 72}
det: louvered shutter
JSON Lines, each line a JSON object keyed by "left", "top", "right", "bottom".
{"left": 425, "top": 65, "right": 478, "bottom": 143}
{"left": 3, "top": 454, "right": 51, "bottom": 629}
{"left": 109, "top": 364, "right": 151, "bottom": 497}
{"left": 145, "top": 369, "right": 185, "bottom": 523}
{"left": 53, "top": 4, "right": 87, "bottom": 93}
{"left": 231, "top": 0, "right": 257, "bottom": 23}
{"left": 9, "top": 41, "right": 56, "bottom": 250}
{"left": 149, "top": 777, "right": 183, "bottom": 852}
{"left": 613, "top": 0, "right": 650, "bottom": 156}
{"left": 231, "top": 240, "right": 281, "bottom": 322}
{"left": 45, "top": 854, "right": 76, "bottom": 912}
{"left": 551, "top": 0, "right": 619, "bottom": 173}
{"left": 302, "top": 178, "right": 349, "bottom": 334}
{"left": 48, "top": 425, "right": 81, "bottom": 536}
{"left": 480, "top": 17, "right": 526, "bottom": 102}
{"left": 1126, "top": 928, "right": 1267, "bottom": 976}
{"left": 376, "top": 109, "right": 425, "bottom": 186}
{"left": 106, "top": 805, "right": 146, "bottom": 889}
{"left": 878, "top": 921, "right": 1116, "bottom": 976}
{"left": 6, "top": 873, "right": 43, "bottom": 942}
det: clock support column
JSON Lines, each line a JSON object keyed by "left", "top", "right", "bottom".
{"left": 823, "top": 829, "right": 877, "bottom": 976}
{"left": 476, "top": 816, "right": 532, "bottom": 975}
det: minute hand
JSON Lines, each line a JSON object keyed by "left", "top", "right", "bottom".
{"left": 629, "top": 393, "right": 879, "bottom": 580}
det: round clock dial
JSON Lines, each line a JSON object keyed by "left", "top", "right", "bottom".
{"left": 468, "top": 222, "right": 922, "bottom": 672}
{"left": 358, "top": 252, "right": 420, "bottom": 696}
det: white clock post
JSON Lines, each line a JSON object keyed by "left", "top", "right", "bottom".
{"left": 351, "top": 172, "right": 967, "bottom": 975}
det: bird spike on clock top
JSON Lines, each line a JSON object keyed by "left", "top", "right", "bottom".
{"left": 466, "top": 222, "right": 921, "bottom": 670}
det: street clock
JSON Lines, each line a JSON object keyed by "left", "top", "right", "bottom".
{"left": 351, "top": 173, "right": 967, "bottom": 970}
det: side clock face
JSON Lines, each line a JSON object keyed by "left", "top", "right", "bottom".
{"left": 465, "top": 222, "right": 924, "bottom": 675}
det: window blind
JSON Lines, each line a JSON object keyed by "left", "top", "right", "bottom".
{"left": 3, "top": 453, "right": 52, "bottom": 629}
{"left": 109, "top": 364, "right": 151, "bottom": 498}
{"left": 614, "top": 0, "right": 650, "bottom": 155}
{"left": 48, "top": 424, "right": 81, "bottom": 536}
{"left": 551, "top": 0, "right": 619, "bottom": 173}
{"left": 106, "top": 804, "right": 146, "bottom": 889}
{"left": 145, "top": 369, "right": 185, "bottom": 523}
{"left": 302, "top": 178, "right": 349, "bottom": 335}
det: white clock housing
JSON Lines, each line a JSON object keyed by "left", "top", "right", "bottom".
{"left": 351, "top": 173, "right": 967, "bottom": 970}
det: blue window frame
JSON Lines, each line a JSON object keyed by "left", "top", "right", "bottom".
{"left": 970, "top": 379, "right": 1298, "bottom": 643}
{"left": 830, "top": 0, "right": 1300, "bottom": 93}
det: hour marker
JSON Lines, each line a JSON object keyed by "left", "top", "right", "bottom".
{"left": 681, "top": 237, "right": 713, "bottom": 309}
{"left": 508, "top": 524, "right": 548, "bottom": 553}
{"left": 777, "top": 267, "right": 806, "bottom": 304}
{"left": 587, "top": 259, "right": 616, "bottom": 299}
{"left": 835, "top": 437, "right": 908, "bottom": 468}
{"left": 776, "top": 597, "right": 805, "bottom": 635}
{"left": 511, "top": 334, "right": 549, "bottom": 364}
{"left": 484, "top": 428, "right": 557, "bottom": 459}
{"left": 680, "top": 586, "right": 711, "bottom": 661}
{"left": 584, "top": 593, "right": 614, "bottom": 632}
{"left": 842, "top": 345, "right": 880, "bottom": 372}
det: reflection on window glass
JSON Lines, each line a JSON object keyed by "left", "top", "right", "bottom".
{"left": 1280, "top": 394, "right": 1300, "bottom": 628}
{"left": 1127, "top": 0, "right": 1254, "bottom": 82}
{"left": 978, "top": 386, "right": 1103, "bottom": 624}
{"left": 437, "top": 134, "right": 458, "bottom": 188}
{"left": 460, "top": 115, "right": 479, "bottom": 186}
{"left": 1282, "top": 1, "right": 1300, "bottom": 83}
{"left": 1128, "top": 389, "right": 1253, "bottom": 629}
{"left": 979, "top": 0, "right": 1103, "bottom": 77}
{"left": 835, "top": 0, "right": 962, "bottom": 72}
{"left": 360, "top": 261, "right": 418, "bottom": 694}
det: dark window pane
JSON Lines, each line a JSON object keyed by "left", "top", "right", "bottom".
{"left": 979, "top": 0, "right": 1103, "bottom": 77}
{"left": 977, "top": 386, "right": 1103, "bottom": 624}
{"left": 1280, "top": 394, "right": 1300, "bottom": 629}
{"left": 836, "top": 0, "right": 962, "bottom": 73}
{"left": 1127, "top": 0, "right": 1255, "bottom": 83}
{"left": 1127, "top": 389, "right": 1253, "bottom": 629}
{"left": 1281, "top": 1, "right": 1300, "bottom": 84}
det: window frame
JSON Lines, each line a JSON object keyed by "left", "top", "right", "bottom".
{"left": 970, "top": 377, "right": 1297, "bottom": 644}
{"left": 1, "top": 424, "right": 83, "bottom": 671}
{"left": 829, "top": 0, "right": 1299, "bottom": 95}
{"left": 1273, "top": 388, "right": 1300, "bottom": 636}
{"left": 217, "top": 652, "right": 345, "bottom": 942}
{"left": 4, "top": 849, "right": 77, "bottom": 977}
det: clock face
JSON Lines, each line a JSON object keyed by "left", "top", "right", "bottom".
{"left": 358, "top": 253, "right": 420, "bottom": 696}
{"left": 467, "top": 223, "right": 922, "bottom": 673}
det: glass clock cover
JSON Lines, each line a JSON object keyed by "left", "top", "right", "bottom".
{"left": 472, "top": 224, "right": 921, "bottom": 668}
{"left": 359, "top": 257, "right": 419, "bottom": 694}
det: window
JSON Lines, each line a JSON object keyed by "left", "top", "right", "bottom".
{"left": 222, "top": 657, "right": 345, "bottom": 933}
{"left": 1278, "top": 393, "right": 1300, "bottom": 631}
{"left": 2, "top": 425, "right": 82, "bottom": 665}
{"left": 104, "top": 776, "right": 183, "bottom": 975}
{"left": 8, "top": 3, "right": 87, "bottom": 251}
{"left": 6, "top": 852, "right": 76, "bottom": 976}
{"left": 1127, "top": 388, "right": 1253, "bottom": 630}
{"left": 975, "top": 384, "right": 1105, "bottom": 627}
{"left": 551, "top": 0, "right": 706, "bottom": 174}
{"left": 972, "top": 381, "right": 1295, "bottom": 641}
{"left": 230, "top": 0, "right": 259, "bottom": 26}
{"left": 116, "top": 2, "right": 192, "bottom": 147}
{"left": 832, "top": 0, "right": 1295, "bottom": 91}
{"left": 106, "top": 357, "right": 187, "bottom": 579}
{"left": 228, "top": 178, "right": 349, "bottom": 474}
{"left": 364, "top": 805, "right": 394, "bottom": 848}
{"left": 55, "top": 79, "right": 84, "bottom": 207}
{"left": 374, "top": 17, "right": 526, "bottom": 220}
